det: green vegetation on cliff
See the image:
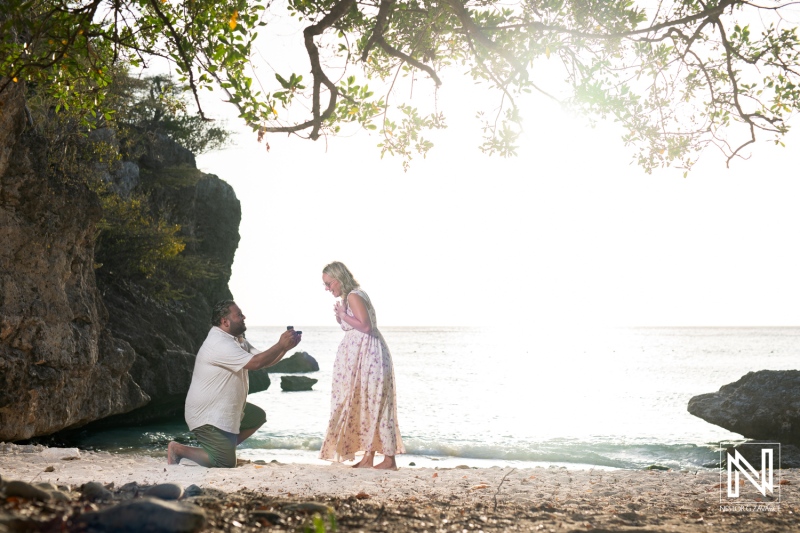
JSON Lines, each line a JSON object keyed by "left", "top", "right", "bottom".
{"left": 23, "top": 73, "right": 229, "bottom": 300}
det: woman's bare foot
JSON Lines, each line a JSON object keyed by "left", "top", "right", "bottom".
{"left": 374, "top": 455, "right": 397, "bottom": 470}
{"left": 352, "top": 452, "right": 375, "bottom": 468}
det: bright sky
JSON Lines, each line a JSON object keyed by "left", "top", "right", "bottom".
{"left": 192, "top": 5, "right": 800, "bottom": 329}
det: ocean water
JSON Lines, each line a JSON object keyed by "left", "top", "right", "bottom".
{"left": 70, "top": 326, "right": 800, "bottom": 470}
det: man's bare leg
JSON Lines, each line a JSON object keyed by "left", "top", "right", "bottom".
{"left": 236, "top": 425, "right": 262, "bottom": 445}
{"left": 233, "top": 424, "right": 264, "bottom": 466}
{"left": 374, "top": 455, "right": 397, "bottom": 470}
{"left": 352, "top": 451, "right": 375, "bottom": 468}
{"left": 167, "top": 441, "right": 213, "bottom": 467}
{"left": 168, "top": 424, "right": 262, "bottom": 466}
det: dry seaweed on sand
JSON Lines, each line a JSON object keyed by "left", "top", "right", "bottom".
{"left": 5, "top": 484, "right": 800, "bottom": 533}
{"left": 3, "top": 451, "right": 800, "bottom": 533}
{"left": 181, "top": 491, "right": 800, "bottom": 533}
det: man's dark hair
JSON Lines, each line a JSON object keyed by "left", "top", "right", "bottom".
{"left": 212, "top": 299, "right": 236, "bottom": 326}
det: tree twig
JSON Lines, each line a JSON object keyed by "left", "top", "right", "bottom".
{"left": 493, "top": 468, "right": 515, "bottom": 513}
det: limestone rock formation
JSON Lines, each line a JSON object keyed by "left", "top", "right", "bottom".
{"left": 93, "top": 134, "right": 240, "bottom": 425}
{"left": 0, "top": 81, "right": 241, "bottom": 439}
{"left": 0, "top": 83, "right": 148, "bottom": 441}
{"left": 687, "top": 370, "right": 800, "bottom": 445}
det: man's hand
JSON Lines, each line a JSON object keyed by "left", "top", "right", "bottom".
{"left": 279, "top": 329, "right": 301, "bottom": 351}
{"left": 244, "top": 330, "right": 302, "bottom": 371}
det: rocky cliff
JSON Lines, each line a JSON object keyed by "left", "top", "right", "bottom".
{"left": 0, "top": 81, "right": 241, "bottom": 439}
{"left": 0, "top": 83, "right": 148, "bottom": 441}
{"left": 91, "top": 131, "right": 242, "bottom": 426}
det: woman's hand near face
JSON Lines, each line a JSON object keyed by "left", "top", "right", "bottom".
{"left": 333, "top": 301, "right": 344, "bottom": 324}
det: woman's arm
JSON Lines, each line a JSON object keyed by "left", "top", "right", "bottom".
{"left": 336, "top": 293, "right": 373, "bottom": 334}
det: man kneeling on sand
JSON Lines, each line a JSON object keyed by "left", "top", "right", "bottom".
{"left": 168, "top": 300, "right": 301, "bottom": 468}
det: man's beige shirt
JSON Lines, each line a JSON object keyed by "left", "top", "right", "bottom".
{"left": 184, "top": 326, "right": 258, "bottom": 434}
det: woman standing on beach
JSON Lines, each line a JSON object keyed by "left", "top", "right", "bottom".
{"left": 319, "top": 261, "right": 404, "bottom": 470}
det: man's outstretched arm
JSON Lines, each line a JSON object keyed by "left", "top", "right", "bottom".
{"left": 243, "top": 329, "right": 300, "bottom": 370}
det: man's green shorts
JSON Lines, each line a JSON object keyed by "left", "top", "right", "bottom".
{"left": 191, "top": 403, "right": 266, "bottom": 468}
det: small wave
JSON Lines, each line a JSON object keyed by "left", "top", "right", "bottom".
{"left": 61, "top": 421, "right": 721, "bottom": 471}
{"left": 412, "top": 440, "right": 720, "bottom": 469}
{"left": 243, "top": 435, "right": 720, "bottom": 470}
{"left": 243, "top": 435, "right": 324, "bottom": 452}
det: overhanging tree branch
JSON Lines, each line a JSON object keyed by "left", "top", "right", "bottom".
{"left": 443, "top": 0, "right": 528, "bottom": 81}
{"left": 361, "top": 0, "right": 395, "bottom": 61}
{"left": 5, "top": 0, "right": 800, "bottom": 173}
{"left": 264, "top": 0, "right": 356, "bottom": 138}
{"left": 146, "top": 0, "right": 206, "bottom": 119}
{"left": 378, "top": 38, "right": 442, "bottom": 86}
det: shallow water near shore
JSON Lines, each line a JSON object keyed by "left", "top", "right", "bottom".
{"left": 54, "top": 326, "right": 800, "bottom": 470}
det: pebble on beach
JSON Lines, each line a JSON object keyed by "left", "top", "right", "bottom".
{"left": 40, "top": 447, "right": 81, "bottom": 461}
{"left": 80, "top": 481, "right": 113, "bottom": 502}
{"left": 145, "top": 482, "right": 185, "bottom": 500}
{"left": 4, "top": 480, "right": 52, "bottom": 501}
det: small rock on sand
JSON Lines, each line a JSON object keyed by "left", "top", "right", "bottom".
{"left": 4, "top": 480, "right": 51, "bottom": 501}
{"left": 79, "top": 497, "right": 206, "bottom": 532}
{"left": 145, "top": 483, "right": 184, "bottom": 500}
{"left": 81, "top": 481, "right": 113, "bottom": 502}
{"left": 184, "top": 484, "right": 203, "bottom": 497}
{"left": 41, "top": 447, "right": 80, "bottom": 461}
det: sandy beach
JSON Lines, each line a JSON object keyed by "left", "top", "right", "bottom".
{"left": 1, "top": 443, "right": 799, "bottom": 531}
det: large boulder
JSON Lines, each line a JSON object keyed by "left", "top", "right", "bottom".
{"left": 241, "top": 352, "right": 319, "bottom": 396}
{"left": 280, "top": 376, "right": 318, "bottom": 392}
{"left": 248, "top": 370, "right": 271, "bottom": 394}
{"left": 687, "top": 370, "right": 800, "bottom": 445}
{"left": 266, "top": 352, "right": 319, "bottom": 373}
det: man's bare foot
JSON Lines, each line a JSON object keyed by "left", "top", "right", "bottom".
{"left": 166, "top": 441, "right": 213, "bottom": 467}
{"left": 374, "top": 456, "right": 397, "bottom": 470}
{"left": 167, "top": 441, "right": 180, "bottom": 465}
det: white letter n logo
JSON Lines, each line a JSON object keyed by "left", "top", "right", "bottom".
{"left": 727, "top": 449, "right": 774, "bottom": 498}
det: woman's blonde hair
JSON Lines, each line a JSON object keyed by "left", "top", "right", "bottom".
{"left": 323, "top": 261, "right": 359, "bottom": 304}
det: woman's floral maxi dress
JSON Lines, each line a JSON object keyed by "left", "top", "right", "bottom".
{"left": 319, "top": 289, "right": 405, "bottom": 462}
